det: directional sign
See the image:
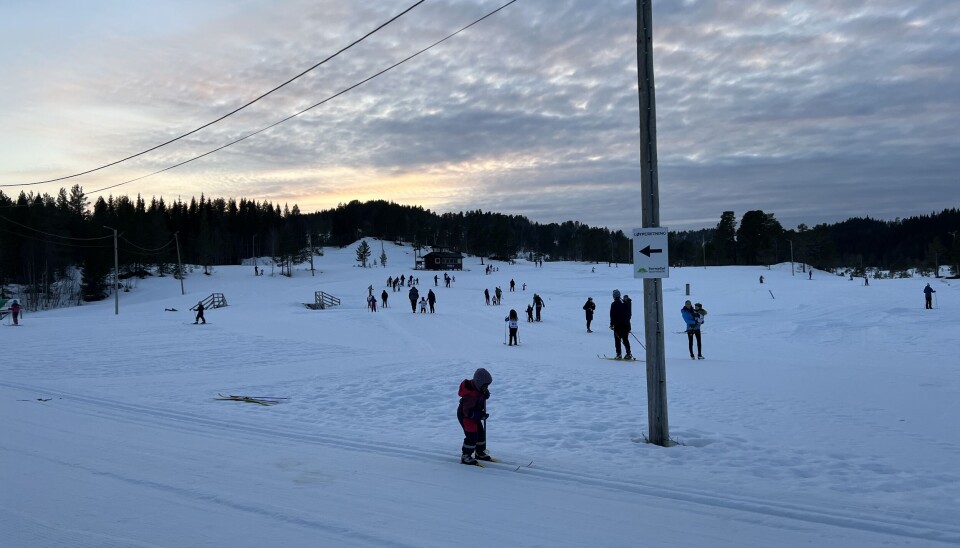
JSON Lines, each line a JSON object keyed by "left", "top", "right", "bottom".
{"left": 632, "top": 227, "right": 669, "bottom": 278}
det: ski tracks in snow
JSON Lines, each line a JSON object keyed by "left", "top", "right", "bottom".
{"left": 3, "top": 380, "right": 958, "bottom": 546}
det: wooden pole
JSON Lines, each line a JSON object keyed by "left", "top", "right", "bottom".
{"left": 104, "top": 226, "right": 119, "bottom": 315}
{"left": 174, "top": 232, "right": 185, "bottom": 295}
{"left": 637, "top": 0, "right": 670, "bottom": 446}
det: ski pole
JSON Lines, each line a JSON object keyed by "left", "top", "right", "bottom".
{"left": 630, "top": 331, "right": 646, "bottom": 351}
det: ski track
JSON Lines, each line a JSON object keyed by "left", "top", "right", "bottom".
{"left": 3, "top": 380, "right": 958, "bottom": 546}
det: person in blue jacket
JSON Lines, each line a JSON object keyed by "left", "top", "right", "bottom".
{"left": 681, "top": 300, "right": 703, "bottom": 359}
{"left": 924, "top": 283, "right": 936, "bottom": 309}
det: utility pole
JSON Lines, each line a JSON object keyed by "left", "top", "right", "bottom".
{"left": 789, "top": 240, "right": 794, "bottom": 276}
{"left": 636, "top": 0, "right": 669, "bottom": 446}
{"left": 104, "top": 226, "right": 119, "bottom": 315}
{"left": 701, "top": 237, "right": 706, "bottom": 269}
{"left": 252, "top": 234, "right": 258, "bottom": 269}
{"left": 174, "top": 232, "right": 185, "bottom": 295}
{"left": 307, "top": 232, "right": 315, "bottom": 276}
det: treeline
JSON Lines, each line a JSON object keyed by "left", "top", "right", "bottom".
{"left": 670, "top": 209, "right": 960, "bottom": 276}
{"left": 0, "top": 189, "right": 628, "bottom": 304}
{"left": 1, "top": 187, "right": 957, "bottom": 306}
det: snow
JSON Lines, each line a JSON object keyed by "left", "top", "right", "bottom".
{"left": 2, "top": 241, "right": 958, "bottom": 547}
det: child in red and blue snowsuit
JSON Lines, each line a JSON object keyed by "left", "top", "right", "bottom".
{"left": 457, "top": 368, "right": 492, "bottom": 465}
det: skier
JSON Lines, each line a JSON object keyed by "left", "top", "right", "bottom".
{"left": 759, "top": 275, "right": 764, "bottom": 284}
{"left": 681, "top": 300, "right": 703, "bottom": 360}
{"left": 434, "top": 274, "right": 439, "bottom": 286}
{"left": 505, "top": 309, "right": 519, "bottom": 346}
{"left": 533, "top": 294, "right": 545, "bottom": 321}
{"left": 409, "top": 286, "right": 420, "bottom": 313}
{"left": 457, "top": 367, "right": 493, "bottom": 465}
{"left": 194, "top": 301, "right": 206, "bottom": 324}
{"left": 609, "top": 290, "right": 632, "bottom": 359}
{"left": 495, "top": 287, "right": 503, "bottom": 305}
{"left": 10, "top": 299, "right": 21, "bottom": 326}
{"left": 381, "top": 289, "right": 389, "bottom": 308}
{"left": 525, "top": 304, "right": 534, "bottom": 322}
{"left": 368, "top": 294, "right": 378, "bottom": 312}
{"left": 509, "top": 279, "right": 515, "bottom": 292}
{"left": 419, "top": 297, "right": 428, "bottom": 313}
{"left": 582, "top": 297, "right": 595, "bottom": 333}
{"left": 924, "top": 283, "right": 936, "bottom": 309}
{"left": 484, "top": 288, "right": 491, "bottom": 306}
{"left": 427, "top": 289, "right": 437, "bottom": 313}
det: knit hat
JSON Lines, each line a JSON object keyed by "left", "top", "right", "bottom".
{"left": 473, "top": 367, "right": 493, "bottom": 388}
{"left": 612, "top": 289, "right": 621, "bottom": 299}
{"left": 684, "top": 300, "right": 692, "bottom": 306}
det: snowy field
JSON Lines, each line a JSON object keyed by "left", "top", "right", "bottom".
{"left": 2, "top": 240, "right": 958, "bottom": 547}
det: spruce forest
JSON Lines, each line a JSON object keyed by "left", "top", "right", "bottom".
{"left": 1, "top": 186, "right": 957, "bottom": 309}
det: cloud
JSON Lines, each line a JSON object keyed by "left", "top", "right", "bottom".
{"left": 0, "top": 0, "right": 957, "bottom": 232}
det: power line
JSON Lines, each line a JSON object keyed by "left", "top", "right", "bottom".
{"left": 3, "top": 0, "right": 427, "bottom": 188}
{"left": 0, "top": 215, "right": 113, "bottom": 241}
{"left": 88, "top": 0, "right": 519, "bottom": 195}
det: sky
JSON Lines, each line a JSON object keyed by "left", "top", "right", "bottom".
{"left": 1, "top": 0, "right": 957, "bottom": 232}
{"left": 3, "top": 244, "right": 959, "bottom": 546}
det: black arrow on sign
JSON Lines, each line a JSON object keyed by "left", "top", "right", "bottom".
{"left": 639, "top": 245, "right": 663, "bottom": 257}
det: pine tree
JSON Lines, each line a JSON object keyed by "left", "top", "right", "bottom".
{"left": 356, "top": 240, "right": 371, "bottom": 268}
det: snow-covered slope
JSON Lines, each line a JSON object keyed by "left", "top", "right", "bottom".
{"left": 3, "top": 241, "right": 958, "bottom": 546}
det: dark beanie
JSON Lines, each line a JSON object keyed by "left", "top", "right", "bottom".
{"left": 473, "top": 367, "right": 493, "bottom": 388}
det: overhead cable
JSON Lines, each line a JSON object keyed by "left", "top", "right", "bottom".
{"left": 88, "top": 0, "right": 519, "bottom": 195}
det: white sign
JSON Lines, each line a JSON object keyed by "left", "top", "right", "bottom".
{"left": 632, "top": 227, "right": 669, "bottom": 278}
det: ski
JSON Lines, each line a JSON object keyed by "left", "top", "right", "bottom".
{"left": 216, "top": 393, "right": 281, "bottom": 405}
{"left": 598, "top": 354, "right": 641, "bottom": 362}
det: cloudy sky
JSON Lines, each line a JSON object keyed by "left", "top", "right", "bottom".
{"left": 1, "top": 0, "right": 957, "bottom": 231}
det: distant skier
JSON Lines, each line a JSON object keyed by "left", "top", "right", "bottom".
{"left": 10, "top": 299, "right": 21, "bottom": 326}
{"left": 681, "top": 300, "right": 703, "bottom": 360}
{"left": 759, "top": 275, "right": 764, "bottom": 284}
{"left": 367, "top": 294, "right": 378, "bottom": 312}
{"left": 484, "top": 288, "right": 491, "bottom": 306}
{"left": 381, "top": 289, "right": 389, "bottom": 308}
{"left": 609, "top": 290, "right": 632, "bottom": 360}
{"left": 533, "top": 294, "right": 545, "bottom": 321}
{"left": 505, "top": 309, "right": 519, "bottom": 345}
{"left": 419, "top": 297, "right": 428, "bottom": 313}
{"left": 582, "top": 297, "right": 595, "bottom": 333}
{"left": 509, "top": 279, "right": 515, "bottom": 292}
{"left": 494, "top": 287, "right": 503, "bottom": 305}
{"left": 427, "top": 289, "right": 437, "bottom": 313}
{"left": 194, "top": 301, "right": 206, "bottom": 324}
{"left": 434, "top": 274, "right": 439, "bottom": 286}
{"left": 808, "top": 270, "right": 813, "bottom": 280}
{"left": 924, "top": 283, "right": 936, "bottom": 309}
{"left": 525, "top": 304, "right": 534, "bottom": 322}
{"left": 458, "top": 367, "right": 493, "bottom": 465}
{"left": 409, "top": 286, "right": 420, "bottom": 313}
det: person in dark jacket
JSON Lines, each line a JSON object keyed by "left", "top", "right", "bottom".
{"left": 427, "top": 289, "right": 437, "bottom": 313}
{"left": 484, "top": 288, "right": 491, "bottom": 306}
{"left": 458, "top": 368, "right": 493, "bottom": 465}
{"left": 533, "top": 294, "right": 545, "bottom": 321}
{"left": 582, "top": 297, "right": 596, "bottom": 332}
{"left": 408, "top": 286, "right": 419, "bottom": 313}
{"left": 194, "top": 301, "right": 206, "bottom": 324}
{"left": 10, "top": 299, "right": 22, "bottom": 326}
{"left": 525, "top": 304, "right": 534, "bottom": 322}
{"left": 381, "top": 289, "right": 389, "bottom": 308}
{"left": 609, "top": 290, "right": 632, "bottom": 359}
{"left": 681, "top": 300, "right": 703, "bottom": 359}
{"left": 924, "top": 283, "right": 936, "bottom": 309}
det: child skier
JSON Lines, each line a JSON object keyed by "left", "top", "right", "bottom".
{"left": 505, "top": 309, "right": 519, "bottom": 345}
{"left": 457, "top": 368, "right": 493, "bottom": 465}
{"left": 525, "top": 304, "right": 534, "bottom": 322}
{"left": 419, "top": 297, "right": 428, "bottom": 313}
